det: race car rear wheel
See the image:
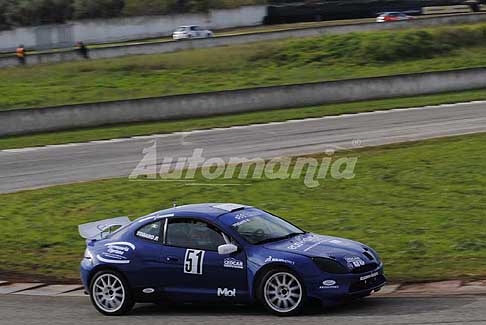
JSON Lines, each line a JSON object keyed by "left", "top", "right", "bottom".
{"left": 259, "top": 268, "right": 305, "bottom": 316}
{"left": 90, "top": 270, "right": 134, "bottom": 316}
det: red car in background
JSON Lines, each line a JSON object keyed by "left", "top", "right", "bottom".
{"left": 376, "top": 12, "right": 415, "bottom": 22}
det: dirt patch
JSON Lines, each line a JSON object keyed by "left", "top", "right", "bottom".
{"left": 0, "top": 270, "right": 80, "bottom": 285}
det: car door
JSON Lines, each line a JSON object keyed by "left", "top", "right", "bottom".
{"left": 160, "top": 217, "right": 249, "bottom": 302}
{"left": 129, "top": 220, "right": 166, "bottom": 288}
{"left": 193, "top": 26, "right": 202, "bottom": 38}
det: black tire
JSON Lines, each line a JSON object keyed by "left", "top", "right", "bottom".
{"left": 257, "top": 267, "right": 306, "bottom": 316}
{"left": 89, "top": 270, "right": 134, "bottom": 316}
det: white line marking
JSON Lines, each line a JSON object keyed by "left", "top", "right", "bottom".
{"left": 1, "top": 99, "right": 485, "bottom": 154}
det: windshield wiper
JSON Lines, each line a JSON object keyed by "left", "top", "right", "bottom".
{"left": 254, "top": 232, "right": 305, "bottom": 245}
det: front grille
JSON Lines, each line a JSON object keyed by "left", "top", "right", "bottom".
{"left": 351, "top": 262, "right": 378, "bottom": 274}
{"left": 349, "top": 274, "right": 386, "bottom": 293}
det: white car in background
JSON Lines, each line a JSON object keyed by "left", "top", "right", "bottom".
{"left": 172, "top": 25, "right": 214, "bottom": 40}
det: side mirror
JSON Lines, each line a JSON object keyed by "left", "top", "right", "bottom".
{"left": 218, "top": 243, "right": 238, "bottom": 255}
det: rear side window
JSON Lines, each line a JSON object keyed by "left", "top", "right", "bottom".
{"left": 136, "top": 221, "right": 162, "bottom": 242}
{"left": 166, "top": 218, "right": 226, "bottom": 251}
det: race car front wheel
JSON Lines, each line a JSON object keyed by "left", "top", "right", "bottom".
{"left": 259, "top": 268, "right": 306, "bottom": 316}
{"left": 90, "top": 270, "right": 134, "bottom": 316}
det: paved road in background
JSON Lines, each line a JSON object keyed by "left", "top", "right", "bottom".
{"left": 2, "top": 294, "right": 486, "bottom": 325}
{"left": 1, "top": 101, "right": 486, "bottom": 194}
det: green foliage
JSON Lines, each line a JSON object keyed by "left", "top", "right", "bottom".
{"left": 122, "top": 0, "right": 264, "bottom": 16}
{"left": 122, "top": 0, "right": 178, "bottom": 16}
{"left": 255, "top": 25, "right": 486, "bottom": 64}
{"left": 3, "top": 23, "right": 486, "bottom": 111}
{"left": 73, "top": 0, "right": 124, "bottom": 19}
{"left": 0, "top": 0, "right": 73, "bottom": 26}
{"left": 0, "top": 0, "right": 264, "bottom": 28}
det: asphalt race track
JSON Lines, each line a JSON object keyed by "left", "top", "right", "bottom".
{"left": 1, "top": 101, "right": 486, "bottom": 194}
{"left": 1, "top": 294, "right": 486, "bottom": 325}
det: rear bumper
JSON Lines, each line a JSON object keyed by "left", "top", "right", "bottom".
{"left": 80, "top": 258, "right": 94, "bottom": 291}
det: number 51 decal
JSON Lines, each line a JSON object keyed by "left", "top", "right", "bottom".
{"left": 184, "top": 249, "right": 205, "bottom": 275}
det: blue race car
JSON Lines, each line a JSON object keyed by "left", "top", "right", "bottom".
{"left": 79, "top": 203, "right": 385, "bottom": 316}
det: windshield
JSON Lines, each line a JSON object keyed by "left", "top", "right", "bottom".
{"left": 220, "top": 208, "right": 304, "bottom": 244}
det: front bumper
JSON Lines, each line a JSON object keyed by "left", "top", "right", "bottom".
{"left": 306, "top": 264, "right": 386, "bottom": 303}
{"left": 172, "top": 34, "right": 188, "bottom": 40}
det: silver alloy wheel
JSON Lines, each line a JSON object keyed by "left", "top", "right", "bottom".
{"left": 92, "top": 273, "right": 125, "bottom": 313}
{"left": 264, "top": 272, "right": 302, "bottom": 313}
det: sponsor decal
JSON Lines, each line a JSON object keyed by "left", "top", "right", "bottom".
{"left": 234, "top": 210, "right": 260, "bottom": 220}
{"left": 213, "top": 204, "right": 245, "bottom": 212}
{"left": 98, "top": 242, "right": 135, "bottom": 264}
{"left": 322, "top": 280, "right": 336, "bottom": 286}
{"left": 232, "top": 219, "right": 250, "bottom": 227}
{"left": 105, "top": 242, "right": 136, "bottom": 250}
{"left": 184, "top": 249, "right": 205, "bottom": 275}
{"left": 360, "top": 272, "right": 379, "bottom": 281}
{"left": 287, "top": 235, "right": 343, "bottom": 251}
{"left": 287, "top": 234, "right": 318, "bottom": 250}
{"left": 231, "top": 210, "right": 261, "bottom": 227}
{"left": 345, "top": 256, "right": 365, "bottom": 268}
{"left": 96, "top": 254, "right": 130, "bottom": 264}
{"left": 303, "top": 238, "right": 331, "bottom": 252}
{"left": 136, "top": 231, "right": 159, "bottom": 241}
{"left": 265, "top": 256, "right": 295, "bottom": 265}
{"left": 217, "top": 288, "right": 236, "bottom": 297}
{"left": 224, "top": 257, "right": 244, "bottom": 269}
{"left": 319, "top": 279, "right": 339, "bottom": 289}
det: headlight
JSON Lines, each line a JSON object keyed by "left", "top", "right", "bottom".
{"left": 312, "top": 257, "right": 349, "bottom": 274}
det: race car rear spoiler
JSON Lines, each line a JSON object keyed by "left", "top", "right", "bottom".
{"left": 78, "top": 216, "right": 131, "bottom": 240}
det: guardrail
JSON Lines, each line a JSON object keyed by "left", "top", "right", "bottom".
{"left": 2, "top": 13, "right": 486, "bottom": 68}
{"left": 1, "top": 67, "right": 486, "bottom": 137}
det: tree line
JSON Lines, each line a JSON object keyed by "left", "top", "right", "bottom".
{"left": 0, "top": 0, "right": 266, "bottom": 29}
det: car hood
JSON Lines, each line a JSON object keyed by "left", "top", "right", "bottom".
{"left": 263, "top": 233, "right": 377, "bottom": 269}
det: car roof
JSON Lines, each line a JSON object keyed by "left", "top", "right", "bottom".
{"left": 135, "top": 203, "right": 249, "bottom": 222}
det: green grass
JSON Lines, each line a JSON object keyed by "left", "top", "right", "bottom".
{"left": 2, "top": 88, "right": 486, "bottom": 150}
{"left": 4, "top": 23, "right": 486, "bottom": 111}
{"left": 1, "top": 133, "right": 485, "bottom": 282}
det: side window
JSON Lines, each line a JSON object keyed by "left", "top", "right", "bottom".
{"left": 166, "top": 219, "right": 226, "bottom": 251}
{"left": 136, "top": 221, "right": 162, "bottom": 242}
